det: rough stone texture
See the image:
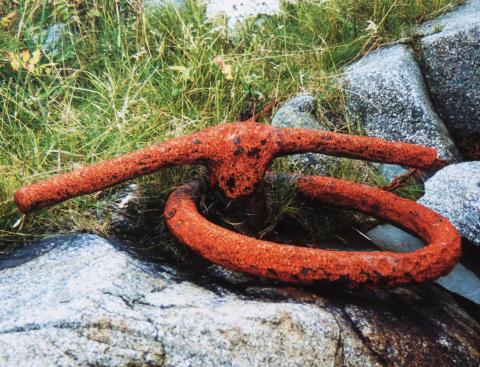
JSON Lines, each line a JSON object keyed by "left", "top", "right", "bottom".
{"left": 145, "top": 0, "right": 293, "bottom": 30}
{"left": 143, "top": 0, "right": 184, "bottom": 9}
{"left": 205, "top": 264, "right": 255, "bottom": 286}
{"left": 1, "top": 234, "right": 480, "bottom": 366}
{"left": 41, "top": 23, "right": 71, "bottom": 57}
{"left": 368, "top": 224, "right": 480, "bottom": 304}
{"left": 418, "top": 161, "right": 480, "bottom": 246}
{"left": 271, "top": 94, "right": 335, "bottom": 175}
{"left": 416, "top": 0, "right": 480, "bottom": 37}
{"left": 342, "top": 44, "right": 460, "bottom": 178}
{"left": 272, "top": 95, "right": 319, "bottom": 130}
{"left": 378, "top": 163, "right": 407, "bottom": 182}
{"left": 205, "top": 0, "right": 284, "bottom": 29}
{"left": 418, "top": 0, "right": 480, "bottom": 158}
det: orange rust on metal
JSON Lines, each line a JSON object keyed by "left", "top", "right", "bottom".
{"left": 165, "top": 177, "right": 461, "bottom": 287}
{"left": 14, "top": 121, "right": 446, "bottom": 213}
{"left": 382, "top": 168, "right": 419, "bottom": 191}
{"left": 13, "top": 118, "right": 460, "bottom": 287}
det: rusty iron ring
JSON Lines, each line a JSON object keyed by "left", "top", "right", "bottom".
{"left": 165, "top": 176, "right": 461, "bottom": 288}
{"left": 13, "top": 120, "right": 461, "bottom": 287}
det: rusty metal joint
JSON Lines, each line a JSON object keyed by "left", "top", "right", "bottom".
{"left": 13, "top": 119, "right": 460, "bottom": 287}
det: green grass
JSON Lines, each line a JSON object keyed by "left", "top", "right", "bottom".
{"left": 0, "top": 0, "right": 459, "bottom": 248}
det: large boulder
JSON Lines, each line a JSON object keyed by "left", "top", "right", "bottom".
{"left": 416, "top": 0, "right": 480, "bottom": 37}
{"left": 418, "top": 0, "right": 480, "bottom": 158}
{"left": 418, "top": 161, "right": 480, "bottom": 246}
{"left": 342, "top": 44, "right": 460, "bottom": 179}
{"left": 0, "top": 234, "right": 479, "bottom": 366}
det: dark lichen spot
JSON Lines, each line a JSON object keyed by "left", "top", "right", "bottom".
{"left": 301, "top": 267, "right": 314, "bottom": 276}
{"left": 226, "top": 177, "right": 236, "bottom": 189}
{"left": 234, "top": 146, "right": 245, "bottom": 156}
{"left": 267, "top": 268, "right": 278, "bottom": 276}
{"left": 336, "top": 275, "right": 350, "bottom": 284}
{"left": 192, "top": 139, "right": 201, "bottom": 145}
{"left": 247, "top": 148, "right": 261, "bottom": 158}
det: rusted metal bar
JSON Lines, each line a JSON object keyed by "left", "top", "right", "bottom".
{"left": 13, "top": 118, "right": 460, "bottom": 287}
{"left": 14, "top": 121, "right": 446, "bottom": 213}
{"left": 165, "top": 177, "right": 461, "bottom": 287}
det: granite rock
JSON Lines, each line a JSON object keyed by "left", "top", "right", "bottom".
{"left": 205, "top": 0, "right": 284, "bottom": 29}
{"left": 271, "top": 94, "right": 336, "bottom": 175}
{"left": 419, "top": 0, "right": 480, "bottom": 158}
{"left": 416, "top": 0, "right": 480, "bottom": 37}
{"left": 342, "top": 44, "right": 460, "bottom": 178}
{"left": 271, "top": 94, "right": 319, "bottom": 130}
{"left": 0, "top": 234, "right": 480, "bottom": 366}
{"left": 419, "top": 161, "right": 480, "bottom": 246}
{"left": 143, "top": 0, "right": 184, "bottom": 9}
{"left": 41, "top": 23, "right": 71, "bottom": 57}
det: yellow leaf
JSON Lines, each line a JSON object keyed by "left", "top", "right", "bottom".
{"left": 5, "top": 52, "right": 20, "bottom": 71}
{"left": 21, "top": 49, "right": 30, "bottom": 64}
{"left": 169, "top": 65, "right": 188, "bottom": 73}
{"left": 30, "top": 49, "right": 41, "bottom": 66}
{"left": 223, "top": 64, "right": 233, "bottom": 80}
{"left": 1, "top": 11, "right": 16, "bottom": 27}
{"left": 213, "top": 56, "right": 233, "bottom": 80}
{"left": 10, "top": 58, "right": 20, "bottom": 71}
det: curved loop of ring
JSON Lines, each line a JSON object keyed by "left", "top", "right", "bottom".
{"left": 165, "top": 176, "right": 461, "bottom": 287}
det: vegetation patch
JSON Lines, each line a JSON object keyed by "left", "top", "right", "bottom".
{"left": 0, "top": 0, "right": 459, "bottom": 248}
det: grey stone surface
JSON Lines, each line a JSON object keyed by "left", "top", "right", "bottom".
{"left": 1, "top": 234, "right": 480, "bottom": 366}
{"left": 41, "top": 23, "right": 71, "bottom": 57}
{"left": 379, "top": 164, "right": 408, "bottom": 182}
{"left": 419, "top": 1, "right": 480, "bottom": 153}
{"left": 272, "top": 94, "right": 319, "bottom": 130}
{"left": 144, "top": 0, "right": 184, "bottom": 9}
{"left": 271, "top": 94, "right": 335, "bottom": 175}
{"left": 418, "top": 161, "right": 480, "bottom": 246}
{"left": 416, "top": 0, "right": 480, "bottom": 36}
{"left": 0, "top": 235, "right": 372, "bottom": 366}
{"left": 205, "top": 0, "right": 285, "bottom": 29}
{"left": 368, "top": 224, "right": 480, "bottom": 304}
{"left": 205, "top": 264, "right": 255, "bottom": 286}
{"left": 342, "top": 44, "right": 460, "bottom": 179}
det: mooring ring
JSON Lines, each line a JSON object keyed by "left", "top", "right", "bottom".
{"left": 165, "top": 176, "right": 461, "bottom": 287}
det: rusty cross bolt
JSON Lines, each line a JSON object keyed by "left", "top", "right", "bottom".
{"left": 14, "top": 119, "right": 461, "bottom": 287}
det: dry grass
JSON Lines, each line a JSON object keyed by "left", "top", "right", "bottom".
{"left": 0, "top": 0, "right": 459, "bottom": 247}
